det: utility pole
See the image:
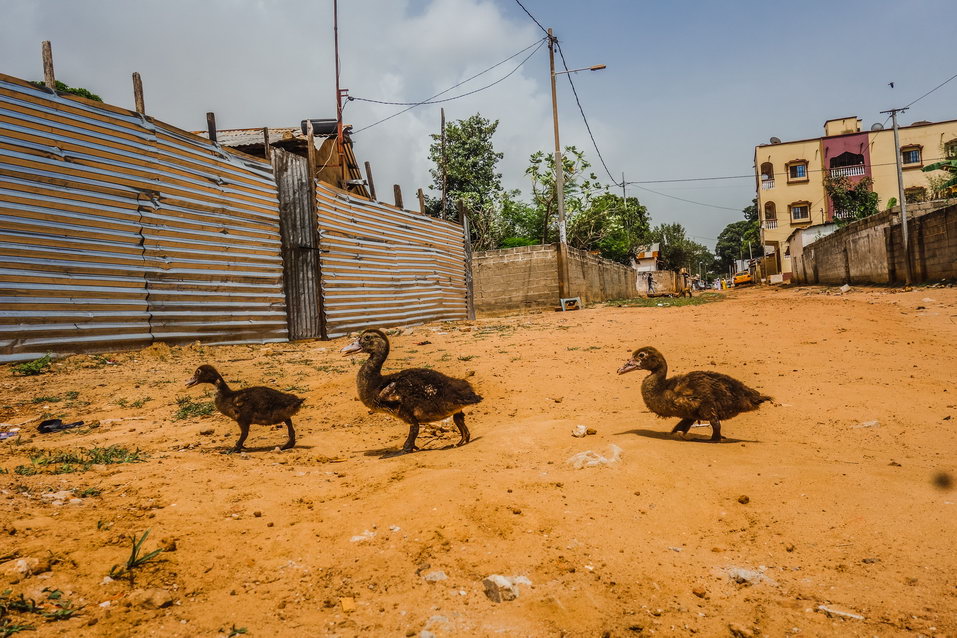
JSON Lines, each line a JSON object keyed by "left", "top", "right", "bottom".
{"left": 441, "top": 107, "right": 447, "bottom": 219}
{"left": 548, "top": 28, "right": 570, "bottom": 299}
{"left": 333, "top": 0, "right": 348, "bottom": 187}
{"left": 881, "top": 107, "right": 913, "bottom": 285}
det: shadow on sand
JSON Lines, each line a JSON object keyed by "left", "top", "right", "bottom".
{"left": 363, "top": 436, "right": 483, "bottom": 459}
{"left": 616, "top": 428, "right": 759, "bottom": 444}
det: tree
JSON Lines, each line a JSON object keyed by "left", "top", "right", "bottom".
{"left": 649, "top": 223, "right": 709, "bottom": 272}
{"left": 525, "top": 146, "right": 602, "bottom": 244}
{"left": 30, "top": 80, "right": 102, "bottom": 102}
{"left": 824, "top": 175, "right": 879, "bottom": 227}
{"left": 714, "top": 199, "right": 762, "bottom": 273}
{"left": 427, "top": 114, "right": 503, "bottom": 218}
{"left": 568, "top": 193, "right": 650, "bottom": 263}
{"left": 923, "top": 142, "right": 957, "bottom": 196}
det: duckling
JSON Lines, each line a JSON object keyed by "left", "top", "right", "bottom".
{"left": 185, "top": 365, "right": 304, "bottom": 453}
{"left": 617, "top": 347, "right": 771, "bottom": 442}
{"left": 341, "top": 329, "right": 482, "bottom": 455}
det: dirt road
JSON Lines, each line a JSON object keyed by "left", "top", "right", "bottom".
{"left": 1, "top": 285, "right": 955, "bottom": 637}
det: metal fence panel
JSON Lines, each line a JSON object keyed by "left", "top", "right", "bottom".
{"left": 314, "top": 182, "right": 467, "bottom": 338}
{"left": 0, "top": 73, "right": 286, "bottom": 362}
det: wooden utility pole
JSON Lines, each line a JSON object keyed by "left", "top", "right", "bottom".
{"left": 548, "top": 28, "right": 571, "bottom": 299}
{"left": 261, "top": 127, "right": 270, "bottom": 160}
{"left": 417, "top": 188, "right": 426, "bottom": 214}
{"left": 132, "top": 72, "right": 145, "bottom": 113}
{"left": 306, "top": 120, "right": 317, "bottom": 178}
{"left": 882, "top": 107, "right": 913, "bottom": 285}
{"left": 441, "top": 107, "right": 448, "bottom": 219}
{"left": 364, "top": 161, "right": 376, "bottom": 200}
{"left": 393, "top": 185, "right": 403, "bottom": 209}
{"left": 41, "top": 41, "right": 55, "bottom": 90}
{"left": 333, "top": 0, "right": 348, "bottom": 186}
{"left": 206, "top": 112, "right": 217, "bottom": 143}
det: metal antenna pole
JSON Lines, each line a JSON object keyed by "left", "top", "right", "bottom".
{"left": 882, "top": 107, "right": 912, "bottom": 285}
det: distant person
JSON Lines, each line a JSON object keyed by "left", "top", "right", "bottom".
{"left": 646, "top": 272, "right": 656, "bottom": 295}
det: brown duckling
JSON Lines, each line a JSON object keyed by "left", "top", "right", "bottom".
{"left": 617, "top": 346, "right": 771, "bottom": 442}
{"left": 185, "top": 365, "right": 304, "bottom": 453}
{"left": 341, "top": 329, "right": 482, "bottom": 456}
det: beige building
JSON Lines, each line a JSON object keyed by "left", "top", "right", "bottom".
{"left": 754, "top": 116, "right": 957, "bottom": 278}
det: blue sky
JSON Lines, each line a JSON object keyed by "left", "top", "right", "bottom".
{"left": 1, "top": 0, "right": 954, "bottom": 247}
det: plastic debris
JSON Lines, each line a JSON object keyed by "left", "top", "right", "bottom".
{"left": 817, "top": 604, "right": 864, "bottom": 620}
{"left": 567, "top": 444, "right": 622, "bottom": 469}
{"left": 852, "top": 420, "right": 880, "bottom": 428}
{"left": 349, "top": 530, "right": 376, "bottom": 542}
{"left": 37, "top": 419, "right": 84, "bottom": 434}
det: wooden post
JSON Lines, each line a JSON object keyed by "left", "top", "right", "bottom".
{"left": 261, "top": 127, "right": 270, "bottom": 160}
{"left": 306, "top": 121, "right": 317, "bottom": 178}
{"left": 441, "top": 107, "right": 447, "bottom": 218}
{"left": 206, "top": 112, "right": 217, "bottom": 143}
{"left": 132, "top": 72, "right": 145, "bottom": 113}
{"left": 417, "top": 188, "right": 426, "bottom": 214}
{"left": 41, "top": 41, "right": 55, "bottom": 91}
{"left": 364, "top": 161, "right": 376, "bottom": 200}
{"left": 458, "top": 200, "right": 476, "bottom": 320}
{"left": 393, "top": 185, "right": 403, "bottom": 209}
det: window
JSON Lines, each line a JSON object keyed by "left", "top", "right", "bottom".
{"left": 904, "top": 187, "right": 927, "bottom": 203}
{"left": 759, "top": 162, "right": 774, "bottom": 189}
{"left": 901, "top": 146, "right": 921, "bottom": 165}
{"left": 944, "top": 139, "right": 957, "bottom": 159}
{"left": 787, "top": 160, "right": 809, "bottom": 182}
{"left": 764, "top": 202, "right": 777, "bottom": 220}
{"left": 790, "top": 202, "right": 810, "bottom": 222}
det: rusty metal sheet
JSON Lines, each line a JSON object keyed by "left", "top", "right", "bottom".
{"left": 314, "top": 182, "right": 467, "bottom": 338}
{"left": 0, "top": 73, "right": 287, "bottom": 362}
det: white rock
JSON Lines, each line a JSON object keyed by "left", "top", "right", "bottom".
{"left": 423, "top": 570, "right": 447, "bottom": 582}
{"left": 571, "top": 425, "right": 587, "bottom": 438}
{"left": 349, "top": 530, "right": 376, "bottom": 542}
{"left": 568, "top": 444, "right": 622, "bottom": 469}
{"left": 482, "top": 574, "right": 532, "bottom": 602}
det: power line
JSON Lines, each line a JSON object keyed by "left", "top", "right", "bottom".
{"left": 555, "top": 41, "right": 621, "bottom": 187}
{"left": 513, "top": 0, "right": 549, "bottom": 36}
{"left": 905, "top": 70, "right": 957, "bottom": 109}
{"left": 631, "top": 184, "right": 742, "bottom": 211}
{"left": 629, "top": 174, "right": 752, "bottom": 184}
{"left": 351, "top": 37, "right": 546, "bottom": 134}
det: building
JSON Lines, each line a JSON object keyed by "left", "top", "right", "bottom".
{"left": 754, "top": 116, "right": 957, "bottom": 279}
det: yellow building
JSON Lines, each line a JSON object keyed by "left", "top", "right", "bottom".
{"left": 754, "top": 116, "right": 957, "bottom": 278}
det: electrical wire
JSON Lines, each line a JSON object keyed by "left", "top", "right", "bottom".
{"left": 630, "top": 184, "right": 742, "bottom": 211}
{"left": 513, "top": 0, "right": 549, "bottom": 36}
{"left": 906, "top": 70, "right": 957, "bottom": 109}
{"left": 555, "top": 40, "right": 622, "bottom": 187}
{"left": 349, "top": 37, "right": 546, "bottom": 133}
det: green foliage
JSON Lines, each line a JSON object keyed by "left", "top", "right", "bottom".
{"left": 923, "top": 159, "right": 957, "bottom": 193}
{"left": 228, "top": 626, "right": 249, "bottom": 637}
{"left": 173, "top": 396, "right": 216, "bottom": 420}
{"left": 525, "top": 146, "right": 603, "bottom": 244}
{"left": 568, "top": 193, "right": 650, "bottom": 263}
{"left": 824, "top": 175, "right": 879, "bottom": 227}
{"left": 428, "top": 114, "right": 504, "bottom": 216}
{"left": 0, "top": 587, "right": 80, "bottom": 633}
{"left": 11, "top": 354, "right": 52, "bottom": 376}
{"left": 13, "top": 446, "right": 147, "bottom": 476}
{"left": 29, "top": 80, "right": 102, "bottom": 102}
{"left": 714, "top": 199, "right": 762, "bottom": 272}
{"left": 109, "top": 529, "right": 164, "bottom": 585}
{"left": 650, "top": 223, "right": 712, "bottom": 272}
{"left": 610, "top": 292, "right": 723, "bottom": 307}
{"left": 499, "top": 236, "right": 538, "bottom": 248}
{"left": 885, "top": 196, "right": 898, "bottom": 211}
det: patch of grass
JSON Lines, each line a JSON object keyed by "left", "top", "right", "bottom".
{"left": 64, "top": 391, "right": 79, "bottom": 400}
{"left": 610, "top": 292, "right": 724, "bottom": 308}
{"left": 109, "top": 529, "right": 164, "bottom": 585}
{"left": 11, "top": 354, "right": 53, "bottom": 377}
{"left": 173, "top": 396, "right": 216, "bottom": 420}
{"left": 13, "top": 446, "right": 147, "bottom": 476}
{"left": 228, "top": 626, "right": 249, "bottom": 637}
{"left": 310, "top": 364, "right": 347, "bottom": 374}
{"left": 280, "top": 385, "right": 307, "bottom": 393}
{"left": 116, "top": 397, "right": 152, "bottom": 409}
{"left": 76, "top": 487, "right": 101, "bottom": 497}
{"left": 0, "top": 587, "right": 80, "bottom": 632}
{"left": 457, "top": 355, "right": 476, "bottom": 361}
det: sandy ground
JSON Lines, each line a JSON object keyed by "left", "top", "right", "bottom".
{"left": 1, "top": 284, "right": 956, "bottom": 638}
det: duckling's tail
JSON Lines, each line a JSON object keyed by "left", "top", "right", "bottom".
{"left": 462, "top": 391, "right": 483, "bottom": 405}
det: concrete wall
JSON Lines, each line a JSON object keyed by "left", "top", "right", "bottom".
{"left": 793, "top": 202, "right": 957, "bottom": 285}
{"left": 471, "top": 244, "right": 641, "bottom": 315}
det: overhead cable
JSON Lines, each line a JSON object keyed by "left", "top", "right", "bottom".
{"left": 352, "top": 37, "right": 546, "bottom": 134}
{"left": 513, "top": 0, "right": 549, "bottom": 36}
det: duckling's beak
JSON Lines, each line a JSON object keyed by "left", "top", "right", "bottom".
{"left": 617, "top": 360, "right": 640, "bottom": 375}
{"left": 340, "top": 339, "right": 362, "bottom": 355}
{"left": 185, "top": 376, "right": 199, "bottom": 387}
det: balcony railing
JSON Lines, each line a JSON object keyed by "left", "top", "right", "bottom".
{"left": 761, "top": 179, "right": 775, "bottom": 190}
{"left": 762, "top": 219, "right": 778, "bottom": 229}
{"left": 829, "top": 165, "right": 865, "bottom": 178}
{"left": 833, "top": 209, "right": 853, "bottom": 220}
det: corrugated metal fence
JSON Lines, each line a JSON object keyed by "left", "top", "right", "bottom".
{"left": 314, "top": 182, "right": 468, "bottom": 338}
{"left": 0, "top": 73, "right": 286, "bottom": 362}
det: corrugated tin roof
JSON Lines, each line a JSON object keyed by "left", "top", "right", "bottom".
{"left": 195, "top": 127, "right": 312, "bottom": 147}
{"left": 634, "top": 243, "right": 660, "bottom": 259}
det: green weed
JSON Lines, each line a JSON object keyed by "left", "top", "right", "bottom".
{"left": 310, "top": 364, "right": 346, "bottom": 374}
{"left": 76, "top": 487, "right": 101, "bottom": 497}
{"left": 109, "top": 529, "right": 164, "bottom": 585}
{"left": 0, "top": 587, "right": 80, "bottom": 632}
{"left": 173, "top": 396, "right": 216, "bottom": 420}
{"left": 457, "top": 355, "right": 476, "bottom": 361}
{"left": 610, "top": 292, "right": 724, "bottom": 308}
{"left": 13, "top": 446, "right": 147, "bottom": 476}
{"left": 11, "top": 355, "right": 53, "bottom": 377}
{"left": 116, "top": 397, "right": 152, "bottom": 409}
{"left": 228, "top": 626, "right": 249, "bottom": 637}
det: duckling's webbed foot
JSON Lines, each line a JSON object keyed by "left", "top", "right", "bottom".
{"left": 670, "top": 418, "right": 694, "bottom": 438}
{"left": 231, "top": 421, "right": 251, "bottom": 453}
{"left": 708, "top": 420, "right": 723, "bottom": 442}
{"left": 453, "top": 412, "right": 471, "bottom": 447}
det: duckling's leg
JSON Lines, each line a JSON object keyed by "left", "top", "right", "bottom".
{"left": 231, "top": 420, "right": 251, "bottom": 453}
{"left": 453, "top": 411, "right": 470, "bottom": 447}
{"left": 708, "top": 420, "right": 723, "bottom": 442}
{"left": 670, "top": 418, "right": 694, "bottom": 438}
{"left": 280, "top": 418, "right": 296, "bottom": 450}
{"left": 400, "top": 419, "right": 420, "bottom": 454}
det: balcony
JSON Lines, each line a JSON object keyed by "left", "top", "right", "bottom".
{"left": 833, "top": 209, "right": 854, "bottom": 220}
{"left": 761, "top": 179, "right": 775, "bottom": 190}
{"left": 762, "top": 219, "right": 778, "bottom": 229}
{"left": 829, "top": 165, "right": 865, "bottom": 178}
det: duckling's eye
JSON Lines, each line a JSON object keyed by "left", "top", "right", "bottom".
{"left": 638, "top": 352, "right": 646, "bottom": 358}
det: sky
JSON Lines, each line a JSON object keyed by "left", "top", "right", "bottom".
{"left": 2, "top": 0, "right": 955, "bottom": 249}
